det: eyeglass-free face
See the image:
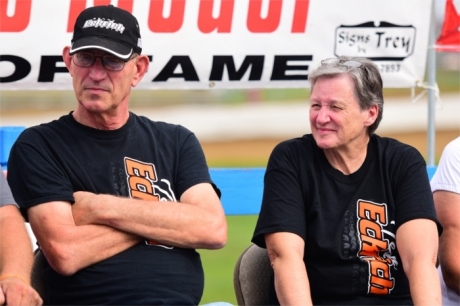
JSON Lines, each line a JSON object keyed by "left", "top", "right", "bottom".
{"left": 72, "top": 51, "right": 137, "bottom": 71}
{"left": 309, "top": 74, "right": 375, "bottom": 151}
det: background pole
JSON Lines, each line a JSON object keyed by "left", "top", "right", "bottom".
{"left": 427, "top": 0, "right": 437, "bottom": 166}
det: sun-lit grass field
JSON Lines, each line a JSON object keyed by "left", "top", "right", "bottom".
{"left": 198, "top": 215, "right": 258, "bottom": 305}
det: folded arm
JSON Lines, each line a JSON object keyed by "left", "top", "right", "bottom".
{"left": 434, "top": 190, "right": 460, "bottom": 294}
{"left": 397, "top": 218, "right": 441, "bottom": 305}
{"left": 28, "top": 201, "right": 142, "bottom": 276}
{"left": 72, "top": 182, "right": 227, "bottom": 249}
{"left": 265, "top": 232, "right": 312, "bottom": 306}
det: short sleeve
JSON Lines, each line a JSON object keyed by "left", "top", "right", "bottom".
{"left": 252, "top": 141, "right": 306, "bottom": 248}
{"left": 175, "top": 128, "right": 220, "bottom": 199}
{"left": 430, "top": 137, "right": 460, "bottom": 194}
{"left": 7, "top": 130, "right": 75, "bottom": 219}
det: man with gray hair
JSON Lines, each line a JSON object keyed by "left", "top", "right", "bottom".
{"left": 7, "top": 5, "right": 226, "bottom": 305}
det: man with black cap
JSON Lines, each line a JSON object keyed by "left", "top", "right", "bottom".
{"left": 7, "top": 5, "right": 227, "bottom": 305}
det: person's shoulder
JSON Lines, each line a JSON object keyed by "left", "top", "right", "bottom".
{"left": 442, "top": 136, "right": 460, "bottom": 157}
{"left": 134, "top": 114, "right": 192, "bottom": 132}
{"left": 270, "top": 134, "right": 316, "bottom": 160}
{"left": 273, "top": 134, "right": 314, "bottom": 150}
{"left": 372, "top": 134, "right": 419, "bottom": 153}
{"left": 133, "top": 114, "right": 196, "bottom": 142}
{"left": 436, "top": 136, "right": 460, "bottom": 171}
{"left": 17, "top": 114, "right": 70, "bottom": 141}
{"left": 372, "top": 135, "right": 425, "bottom": 168}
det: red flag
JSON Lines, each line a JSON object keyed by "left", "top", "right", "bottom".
{"left": 436, "top": 0, "right": 460, "bottom": 52}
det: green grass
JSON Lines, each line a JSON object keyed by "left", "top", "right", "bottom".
{"left": 198, "top": 215, "right": 259, "bottom": 305}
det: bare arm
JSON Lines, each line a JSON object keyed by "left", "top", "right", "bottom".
{"left": 28, "top": 201, "right": 142, "bottom": 276}
{"left": 0, "top": 205, "right": 42, "bottom": 305}
{"left": 265, "top": 232, "right": 312, "bottom": 306}
{"left": 396, "top": 219, "right": 441, "bottom": 305}
{"left": 434, "top": 190, "right": 460, "bottom": 294}
{"left": 72, "top": 183, "right": 227, "bottom": 249}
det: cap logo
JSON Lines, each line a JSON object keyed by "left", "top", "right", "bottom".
{"left": 83, "top": 18, "right": 125, "bottom": 33}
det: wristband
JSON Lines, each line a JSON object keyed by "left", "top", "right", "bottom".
{"left": 0, "top": 274, "right": 29, "bottom": 284}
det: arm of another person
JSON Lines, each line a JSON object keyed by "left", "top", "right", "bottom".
{"left": 71, "top": 182, "right": 227, "bottom": 249}
{"left": 0, "top": 205, "right": 42, "bottom": 306}
{"left": 434, "top": 190, "right": 460, "bottom": 294}
{"left": 265, "top": 232, "right": 313, "bottom": 306}
{"left": 396, "top": 218, "right": 441, "bottom": 305}
{"left": 28, "top": 201, "right": 142, "bottom": 276}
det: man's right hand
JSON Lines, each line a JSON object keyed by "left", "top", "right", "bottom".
{"left": 0, "top": 277, "right": 43, "bottom": 306}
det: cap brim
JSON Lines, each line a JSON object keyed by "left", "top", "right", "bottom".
{"left": 69, "top": 36, "right": 133, "bottom": 60}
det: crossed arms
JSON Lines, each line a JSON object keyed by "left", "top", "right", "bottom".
{"left": 28, "top": 183, "right": 227, "bottom": 276}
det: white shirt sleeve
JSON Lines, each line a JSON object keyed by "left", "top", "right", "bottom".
{"left": 430, "top": 137, "right": 460, "bottom": 194}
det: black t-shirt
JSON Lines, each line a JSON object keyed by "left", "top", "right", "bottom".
{"left": 8, "top": 112, "right": 218, "bottom": 305}
{"left": 252, "top": 134, "right": 441, "bottom": 305}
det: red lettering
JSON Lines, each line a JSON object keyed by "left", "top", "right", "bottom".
{"left": 0, "top": 0, "right": 32, "bottom": 32}
{"left": 247, "top": 0, "right": 282, "bottom": 33}
{"left": 292, "top": 0, "right": 309, "bottom": 33}
{"left": 148, "top": 0, "right": 185, "bottom": 33}
{"left": 64, "top": 0, "right": 308, "bottom": 35}
{"left": 67, "top": 0, "right": 134, "bottom": 32}
{"left": 198, "top": 0, "right": 234, "bottom": 33}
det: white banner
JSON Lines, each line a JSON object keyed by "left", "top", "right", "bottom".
{"left": 0, "top": 0, "right": 432, "bottom": 90}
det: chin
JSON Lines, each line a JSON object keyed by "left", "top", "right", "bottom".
{"left": 316, "top": 143, "right": 336, "bottom": 150}
{"left": 313, "top": 134, "right": 335, "bottom": 149}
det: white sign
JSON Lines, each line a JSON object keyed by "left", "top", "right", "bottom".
{"left": 0, "top": 0, "right": 433, "bottom": 90}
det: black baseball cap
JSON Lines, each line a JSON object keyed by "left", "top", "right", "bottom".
{"left": 70, "top": 5, "right": 142, "bottom": 60}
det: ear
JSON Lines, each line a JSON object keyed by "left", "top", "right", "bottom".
{"left": 62, "top": 46, "right": 73, "bottom": 77}
{"left": 365, "top": 104, "right": 379, "bottom": 126}
{"left": 131, "top": 55, "right": 149, "bottom": 87}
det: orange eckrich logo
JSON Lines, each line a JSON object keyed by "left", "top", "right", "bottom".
{"left": 357, "top": 200, "right": 396, "bottom": 295}
{"left": 124, "top": 157, "right": 174, "bottom": 248}
{"left": 125, "top": 158, "right": 160, "bottom": 201}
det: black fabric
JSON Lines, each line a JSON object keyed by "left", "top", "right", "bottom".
{"left": 70, "top": 5, "right": 142, "bottom": 59}
{"left": 252, "top": 134, "right": 441, "bottom": 305}
{"left": 7, "top": 112, "right": 218, "bottom": 305}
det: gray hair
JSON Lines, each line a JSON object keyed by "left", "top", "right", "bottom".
{"left": 308, "top": 56, "right": 384, "bottom": 136}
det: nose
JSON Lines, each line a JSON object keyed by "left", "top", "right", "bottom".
{"left": 314, "top": 107, "right": 330, "bottom": 125}
{"left": 88, "top": 58, "right": 107, "bottom": 81}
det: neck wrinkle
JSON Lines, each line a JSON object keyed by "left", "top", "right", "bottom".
{"left": 324, "top": 137, "right": 369, "bottom": 175}
{"left": 73, "top": 105, "right": 130, "bottom": 130}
